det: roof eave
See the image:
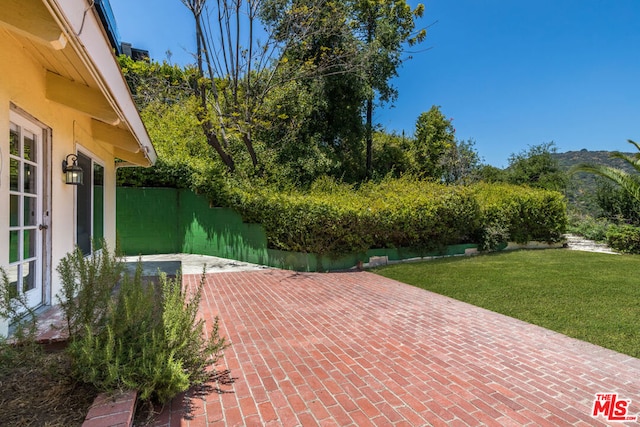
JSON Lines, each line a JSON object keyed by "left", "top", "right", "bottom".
{"left": 42, "top": 0, "right": 157, "bottom": 166}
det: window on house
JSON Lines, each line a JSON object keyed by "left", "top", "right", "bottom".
{"left": 76, "top": 152, "right": 105, "bottom": 255}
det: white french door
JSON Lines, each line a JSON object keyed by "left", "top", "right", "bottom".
{"left": 8, "top": 111, "right": 45, "bottom": 309}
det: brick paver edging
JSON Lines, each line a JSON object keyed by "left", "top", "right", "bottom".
{"left": 83, "top": 390, "right": 137, "bottom": 427}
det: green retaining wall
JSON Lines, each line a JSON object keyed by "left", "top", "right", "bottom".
{"left": 116, "top": 188, "right": 181, "bottom": 254}
{"left": 116, "top": 187, "right": 477, "bottom": 271}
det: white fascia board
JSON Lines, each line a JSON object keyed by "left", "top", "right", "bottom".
{"left": 43, "top": 0, "right": 157, "bottom": 166}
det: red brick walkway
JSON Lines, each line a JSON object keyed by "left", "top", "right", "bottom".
{"left": 151, "top": 270, "right": 640, "bottom": 426}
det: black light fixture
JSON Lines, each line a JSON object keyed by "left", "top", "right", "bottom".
{"left": 62, "top": 154, "right": 84, "bottom": 185}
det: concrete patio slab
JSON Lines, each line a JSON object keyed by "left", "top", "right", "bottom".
{"left": 122, "top": 253, "right": 270, "bottom": 275}
{"left": 151, "top": 269, "right": 640, "bottom": 426}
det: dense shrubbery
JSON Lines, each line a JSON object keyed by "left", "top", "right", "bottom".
{"left": 228, "top": 177, "right": 567, "bottom": 255}
{"left": 230, "top": 177, "right": 480, "bottom": 255}
{"left": 56, "top": 244, "right": 227, "bottom": 404}
{"left": 596, "top": 180, "right": 640, "bottom": 225}
{"left": 567, "top": 212, "right": 612, "bottom": 242}
{"left": 606, "top": 224, "right": 640, "bottom": 254}
{"left": 473, "top": 183, "right": 567, "bottom": 247}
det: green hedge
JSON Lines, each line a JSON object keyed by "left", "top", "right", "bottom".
{"left": 228, "top": 178, "right": 567, "bottom": 255}
{"left": 606, "top": 224, "right": 640, "bottom": 254}
{"left": 473, "top": 183, "right": 567, "bottom": 248}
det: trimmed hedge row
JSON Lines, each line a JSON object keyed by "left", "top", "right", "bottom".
{"left": 473, "top": 183, "right": 567, "bottom": 249}
{"left": 228, "top": 178, "right": 567, "bottom": 256}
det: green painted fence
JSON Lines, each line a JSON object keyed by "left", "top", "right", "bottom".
{"left": 116, "top": 187, "right": 477, "bottom": 271}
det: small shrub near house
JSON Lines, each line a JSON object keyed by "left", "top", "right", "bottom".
{"left": 0, "top": 265, "right": 39, "bottom": 356}
{"left": 56, "top": 246, "right": 123, "bottom": 339}
{"left": 56, "top": 243, "right": 228, "bottom": 404}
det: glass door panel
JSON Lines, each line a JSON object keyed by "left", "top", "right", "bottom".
{"left": 8, "top": 116, "right": 43, "bottom": 309}
{"left": 9, "top": 158, "right": 19, "bottom": 191}
{"left": 93, "top": 163, "right": 104, "bottom": 246}
{"left": 10, "top": 195, "right": 19, "bottom": 227}
{"left": 9, "top": 126, "right": 19, "bottom": 155}
{"left": 22, "top": 261, "right": 35, "bottom": 292}
{"left": 9, "top": 231, "right": 19, "bottom": 264}
{"left": 23, "top": 196, "right": 36, "bottom": 226}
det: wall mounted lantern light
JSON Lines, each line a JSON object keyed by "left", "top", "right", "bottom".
{"left": 62, "top": 154, "right": 84, "bottom": 185}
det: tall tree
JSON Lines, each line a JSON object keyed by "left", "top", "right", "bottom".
{"left": 409, "top": 106, "right": 455, "bottom": 178}
{"left": 507, "top": 142, "right": 567, "bottom": 191}
{"left": 371, "top": 130, "right": 410, "bottom": 178}
{"left": 438, "top": 139, "right": 482, "bottom": 184}
{"left": 349, "top": 0, "right": 426, "bottom": 178}
{"left": 260, "top": 0, "right": 367, "bottom": 183}
{"left": 180, "top": 0, "right": 356, "bottom": 173}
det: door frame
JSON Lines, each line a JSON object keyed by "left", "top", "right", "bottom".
{"left": 74, "top": 145, "right": 106, "bottom": 256}
{"left": 9, "top": 103, "right": 51, "bottom": 308}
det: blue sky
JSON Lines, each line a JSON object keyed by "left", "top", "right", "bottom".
{"left": 109, "top": 0, "right": 640, "bottom": 167}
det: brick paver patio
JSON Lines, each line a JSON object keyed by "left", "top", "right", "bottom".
{"left": 151, "top": 269, "right": 640, "bottom": 426}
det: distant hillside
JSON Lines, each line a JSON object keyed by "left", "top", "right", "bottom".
{"left": 553, "top": 149, "right": 634, "bottom": 171}
{"left": 552, "top": 149, "right": 635, "bottom": 214}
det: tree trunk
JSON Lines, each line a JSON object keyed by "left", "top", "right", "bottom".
{"left": 198, "top": 107, "right": 235, "bottom": 172}
{"left": 242, "top": 132, "right": 259, "bottom": 169}
{"left": 365, "top": 97, "right": 373, "bottom": 179}
{"left": 365, "top": 11, "right": 376, "bottom": 180}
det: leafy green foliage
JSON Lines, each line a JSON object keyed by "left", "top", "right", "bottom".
{"left": 119, "top": 0, "right": 427, "bottom": 180}
{"left": 359, "top": 178, "right": 481, "bottom": 250}
{"left": 570, "top": 141, "right": 640, "bottom": 224}
{"left": 473, "top": 182, "right": 567, "bottom": 245}
{"left": 56, "top": 242, "right": 123, "bottom": 339}
{"left": 118, "top": 55, "right": 192, "bottom": 110}
{"left": 505, "top": 142, "right": 567, "bottom": 191}
{"left": 478, "top": 223, "right": 510, "bottom": 252}
{"left": 56, "top": 247, "right": 227, "bottom": 404}
{"left": 181, "top": 0, "right": 374, "bottom": 172}
{"left": 554, "top": 148, "right": 635, "bottom": 215}
{"left": 606, "top": 224, "right": 640, "bottom": 254}
{"left": 475, "top": 142, "right": 568, "bottom": 191}
{"left": 116, "top": 96, "right": 232, "bottom": 203}
{"left": 228, "top": 177, "right": 566, "bottom": 255}
{"left": 595, "top": 180, "right": 640, "bottom": 225}
{"left": 572, "top": 140, "right": 640, "bottom": 204}
{"left": 256, "top": 73, "right": 366, "bottom": 186}
{"left": 0, "top": 267, "right": 37, "bottom": 342}
{"left": 408, "top": 106, "right": 456, "bottom": 178}
{"left": 371, "top": 131, "right": 410, "bottom": 179}
{"left": 0, "top": 267, "right": 20, "bottom": 321}
{"left": 350, "top": 0, "right": 426, "bottom": 104}
{"left": 438, "top": 138, "right": 483, "bottom": 184}
{"left": 477, "top": 164, "right": 506, "bottom": 183}
{"left": 566, "top": 213, "right": 612, "bottom": 242}
{"left": 349, "top": 0, "right": 426, "bottom": 176}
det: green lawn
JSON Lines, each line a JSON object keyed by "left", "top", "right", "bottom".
{"left": 375, "top": 249, "right": 640, "bottom": 358}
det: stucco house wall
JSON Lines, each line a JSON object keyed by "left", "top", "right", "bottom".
{"left": 0, "top": 31, "right": 118, "bottom": 271}
{"left": 0, "top": 0, "right": 156, "bottom": 336}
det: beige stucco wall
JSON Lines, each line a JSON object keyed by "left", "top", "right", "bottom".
{"left": 0, "top": 33, "right": 118, "bottom": 334}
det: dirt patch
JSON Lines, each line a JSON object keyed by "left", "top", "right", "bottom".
{"left": 0, "top": 344, "right": 98, "bottom": 426}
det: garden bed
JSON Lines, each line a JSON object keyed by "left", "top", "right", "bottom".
{"left": 0, "top": 345, "right": 98, "bottom": 426}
